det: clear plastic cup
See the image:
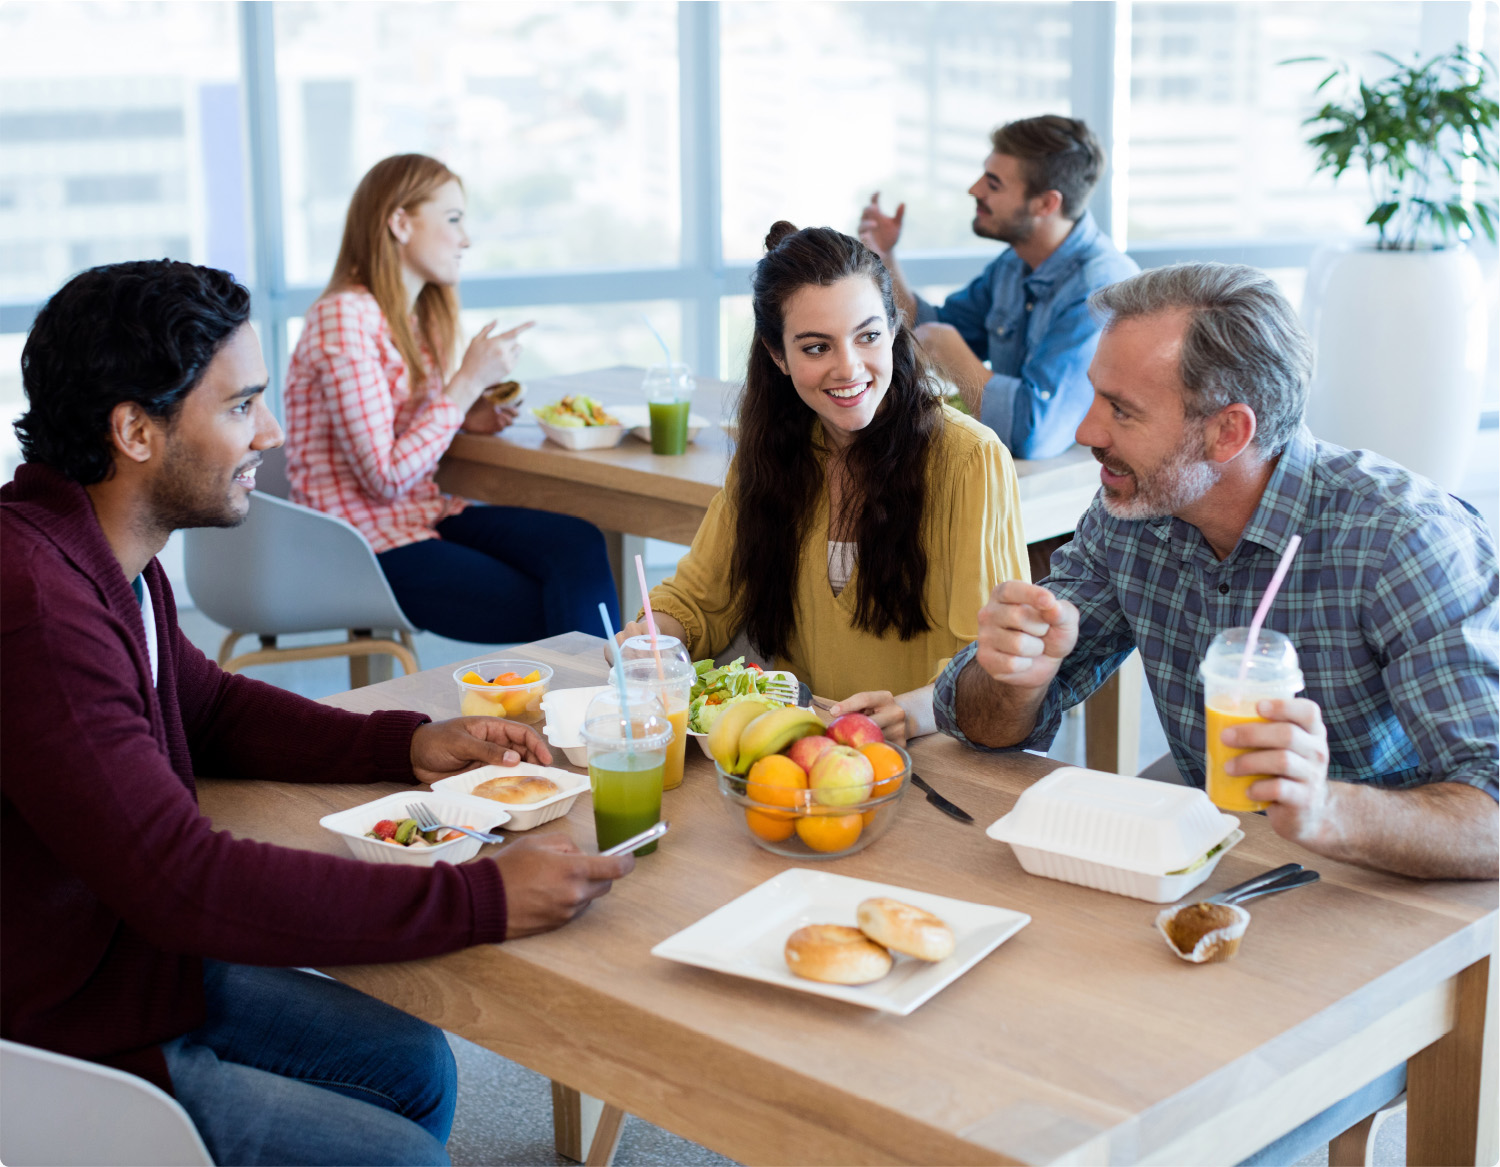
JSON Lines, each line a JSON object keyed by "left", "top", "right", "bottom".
{"left": 618, "top": 633, "right": 691, "bottom": 666}
{"left": 581, "top": 688, "right": 672, "bottom": 855}
{"left": 622, "top": 658, "right": 694, "bottom": 791}
{"left": 1200, "top": 628, "right": 1304, "bottom": 812}
{"left": 643, "top": 363, "right": 694, "bottom": 455}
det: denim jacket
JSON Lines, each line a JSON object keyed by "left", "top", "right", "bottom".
{"left": 914, "top": 211, "right": 1138, "bottom": 459}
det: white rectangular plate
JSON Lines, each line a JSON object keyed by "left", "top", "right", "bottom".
{"left": 651, "top": 868, "right": 1030, "bottom": 1015}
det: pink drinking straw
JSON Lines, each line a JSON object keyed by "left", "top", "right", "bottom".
{"left": 634, "top": 554, "right": 667, "bottom": 683}
{"left": 1238, "top": 535, "right": 1302, "bottom": 681}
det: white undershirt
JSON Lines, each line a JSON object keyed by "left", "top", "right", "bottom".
{"left": 137, "top": 575, "right": 159, "bottom": 687}
{"left": 827, "top": 540, "right": 856, "bottom": 596}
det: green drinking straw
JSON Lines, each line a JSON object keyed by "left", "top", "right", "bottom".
{"left": 598, "top": 602, "right": 634, "bottom": 746}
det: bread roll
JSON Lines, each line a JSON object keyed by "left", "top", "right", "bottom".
{"left": 783, "top": 925, "right": 892, "bottom": 984}
{"left": 856, "top": 897, "right": 955, "bottom": 962}
{"left": 471, "top": 775, "right": 559, "bottom": 805}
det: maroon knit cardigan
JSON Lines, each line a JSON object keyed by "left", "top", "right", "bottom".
{"left": 1, "top": 464, "right": 508, "bottom": 1092}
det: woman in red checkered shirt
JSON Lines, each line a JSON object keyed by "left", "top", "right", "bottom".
{"left": 284, "top": 155, "right": 620, "bottom": 640}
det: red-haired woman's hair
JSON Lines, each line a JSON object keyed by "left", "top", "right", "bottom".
{"left": 325, "top": 154, "right": 462, "bottom": 386}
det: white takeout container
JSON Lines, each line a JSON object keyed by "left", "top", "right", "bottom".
{"left": 320, "top": 792, "right": 510, "bottom": 866}
{"left": 611, "top": 405, "right": 711, "bottom": 446}
{"left": 431, "top": 762, "right": 589, "bottom": 830}
{"left": 537, "top": 419, "right": 626, "bottom": 450}
{"left": 985, "top": 767, "right": 1243, "bottom": 903}
{"left": 539, "top": 684, "right": 611, "bottom": 766}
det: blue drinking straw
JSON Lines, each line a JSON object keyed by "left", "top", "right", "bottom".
{"left": 598, "top": 602, "right": 634, "bottom": 745}
{"left": 641, "top": 314, "right": 673, "bottom": 366}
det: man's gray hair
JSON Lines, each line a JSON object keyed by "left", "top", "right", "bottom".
{"left": 1089, "top": 263, "right": 1312, "bottom": 454}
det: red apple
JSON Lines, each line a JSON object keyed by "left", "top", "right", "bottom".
{"left": 828, "top": 713, "right": 883, "bottom": 749}
{"left": 786, "top": 734, "right": 836, "bottom": 774}
{"left": 808, "top": 746, "right": 875, "bottom": 807}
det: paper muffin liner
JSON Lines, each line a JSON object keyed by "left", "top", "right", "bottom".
{"left": 1155, "top": 901, "right": 1250, "bottom": 963}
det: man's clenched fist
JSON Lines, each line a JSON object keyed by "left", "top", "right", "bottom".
{"left": 974, "top": 581, "right": 1080, "bottom": 691}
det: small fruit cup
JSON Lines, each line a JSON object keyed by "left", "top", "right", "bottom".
{"left": 713, "top": 742, "right": 910, "bottom": 860}
{"left": 454, "top": 659, "right": 554, "bottom": 725}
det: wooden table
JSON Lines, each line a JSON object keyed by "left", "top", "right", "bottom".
{"left": 200, "top": 633, "right": 1497, "bottom": 1166}
{"left": 437, "top": 367, "right": 1139, "bottom": 773}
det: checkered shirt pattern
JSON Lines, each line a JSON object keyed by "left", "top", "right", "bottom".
{"left": 284, "top": 289, "right": 466, "bottom": 554}
{"left": 935, "top": 428, "right": 1499, "bottom": 798}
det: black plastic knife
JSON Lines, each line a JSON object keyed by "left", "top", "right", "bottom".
{"left": 910, "top": 773, "right": 974, "bottom": 823}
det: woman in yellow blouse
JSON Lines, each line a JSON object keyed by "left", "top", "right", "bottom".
{"left": 618, "top": 221, "right": 1029, "bottom": 743}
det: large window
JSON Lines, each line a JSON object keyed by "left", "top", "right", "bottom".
{"left": 273, "top": 1, "right": 681, "bottom": 287}
{"left": 1127, "top": 2, "right": 1425, "bottom": 242}
{"left": 720, "top": 2, "right": 1072, "bottom": 259}
{"left": 0, "top": 1, "right": 246, "bottom": 304}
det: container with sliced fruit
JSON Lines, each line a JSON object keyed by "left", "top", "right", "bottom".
{"left": 709, "top": 703, "right": 910, "bottom": 860}
{"left": 453, "top": 659, "right": 553, "bottom": 725}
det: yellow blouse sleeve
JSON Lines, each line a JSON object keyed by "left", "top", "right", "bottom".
{"left": 646, "top": 487, "right": 741, "bottom": 660}
{"left": 932, "top": 429, "right": 1031, "bottom": 679}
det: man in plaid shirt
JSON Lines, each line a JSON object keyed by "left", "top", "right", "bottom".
{"left": 937, "top": 263, "right": 1497, "bottom": 880}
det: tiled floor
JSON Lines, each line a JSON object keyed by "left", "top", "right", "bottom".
{"left": 169, "top": 430, "right": 1495, "bottom": 1165}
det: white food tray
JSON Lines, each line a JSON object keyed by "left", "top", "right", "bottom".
{"left": 320, "top": 791, "right": 510, "bottom": 866}
{"left": 537, "top": 420, "right": 625, "bottom": 450}
{"left": 539, "top": 685, "right": 611, "bottom": 767}
{"left": 431, "top": 763, "right": 590, "bottom": 830}
{"left": 611, "top": 404, "right": 711, "bottom": 445}
{"left": 986, "top": 767, "right": 1243, "bottom": 903}
{"left": 652, "top": 868, "right": 1029, "bottom": 1015}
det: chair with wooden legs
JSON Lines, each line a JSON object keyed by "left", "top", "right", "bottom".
{"left": 183, "top": 448, "right": 420, "bottom": 688}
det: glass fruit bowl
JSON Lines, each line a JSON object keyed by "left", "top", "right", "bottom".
{"left": 713, "top": 742, "right": 910, "bottom": 860}
{"left": 453, "top": 659, "right": 554, "bottom": 725}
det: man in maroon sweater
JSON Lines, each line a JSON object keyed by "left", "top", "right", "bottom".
{"left": 2, "top": 260, "right": 633, "bottom": 1166}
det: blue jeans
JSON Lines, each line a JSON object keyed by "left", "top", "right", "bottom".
{"left": 162, "top": 962, "right": 455, "bottom": 1166}
{"left": 378, "top": 505, "right": 619, "bottom": 643}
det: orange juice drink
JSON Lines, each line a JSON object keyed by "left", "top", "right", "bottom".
{"left": 622, "top": 659, "right": 694, "bottom": 791}
{"left": 1200, "top": 628, "right": 1303, "bottom": 813}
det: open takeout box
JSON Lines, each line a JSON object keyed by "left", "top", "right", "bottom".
{"left": 985, "top": 767, "right": 1244, "bottom": 903}
{"left": 430, "top": 763, "right": 590, "bottom": 831}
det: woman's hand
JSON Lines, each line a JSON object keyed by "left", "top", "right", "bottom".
{"left": 448, "top": 320, "right": 535, "bottom": 410}
{"left": 461, "top": 399, "right": 519, "bottom": 435}
{"left": 606, "top": 613, "right": 689, "bottom": 664}
{"left": 827, "top": 691, "right": 909, "bottom": 747}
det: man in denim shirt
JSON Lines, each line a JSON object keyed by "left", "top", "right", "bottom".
{"left": 937, "top": 263, "right": 1497, "bottom": 881}
{"left": 860, "top": 115, "right": 1138, "bottom": 459}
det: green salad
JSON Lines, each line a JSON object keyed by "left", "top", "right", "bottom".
{"left": 686, "top": 657, "right": 787, "bottom": 734}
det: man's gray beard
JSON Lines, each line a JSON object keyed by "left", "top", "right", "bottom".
{"left": 1099, "top": 436, "right": 1220, "bottom": 521}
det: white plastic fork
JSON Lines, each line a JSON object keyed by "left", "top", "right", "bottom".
{"left": 405, "top": 803, "right": 503, "bottom": 845}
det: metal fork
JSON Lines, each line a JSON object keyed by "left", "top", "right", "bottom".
{"left": 405, "top": 803, "right": 504, "bottom": 845}
{"left": 761, "top": 670, "right": 799, "bottom": 705}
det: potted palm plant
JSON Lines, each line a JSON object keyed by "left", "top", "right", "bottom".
{"left": 1294, "top": 46, "right": 1498, "bottom": 491}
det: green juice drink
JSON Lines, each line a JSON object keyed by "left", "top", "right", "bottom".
{"left": 588, "top": 750, "right": 666, "bottom": 854}
{"left": 582, "top": 692, "right": 673, "bottom": 857}
{"left": 648, "top": 399, "right": 691, "bottom": 455}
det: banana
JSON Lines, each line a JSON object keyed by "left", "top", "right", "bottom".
{"left": 734, "top": 707, "right": 826, "bottom": 774}
{"left": 708, "top": 699, "right": 770, "bottom": 772}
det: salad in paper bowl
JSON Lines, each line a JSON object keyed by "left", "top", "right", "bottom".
{"left": 687, "top": 657, "right": 791, "bottom": 734}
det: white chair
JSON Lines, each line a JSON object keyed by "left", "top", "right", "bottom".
{"left": 183, "top": 447, "right": 420, "bottom": 685}
{"left": 0, "top": 1039, "right": 212, "bottom": 1166}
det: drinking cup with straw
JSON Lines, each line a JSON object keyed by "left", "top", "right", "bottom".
{"left": 626, "top": 556, "right": 693, "bottom": 789}
{"left": 1200, "top": 537, "right": 1305, "bottom": 812}
{"left": 583, "top": 604, "right": 672, "bottom": 852}
{"left": 640, "top": 317, "right": 694, "bottom": 455}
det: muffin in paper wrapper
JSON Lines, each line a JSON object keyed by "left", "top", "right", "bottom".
{"left": 1155, "top": 901, "right": 1250, "bottom": 963}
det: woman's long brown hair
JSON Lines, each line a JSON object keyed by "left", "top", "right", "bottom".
{"left": 324, "top": 154, "right": 462, "bottom": 387}
{"left": 730, "top": 222, "right": 943, "bottom": 660}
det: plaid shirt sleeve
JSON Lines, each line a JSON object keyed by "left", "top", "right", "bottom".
{"left": 1364, "top": 506, "right": 1499, "bottom": 798}
{"left": 934, "top": 498, "right": 1138, "bottom": 752}
{"left": 313, "top": 297, "right": 463, "bottom": 504}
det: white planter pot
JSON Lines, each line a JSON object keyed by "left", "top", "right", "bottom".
{"left": 1301, "top": 244, "right": 1487, "bottom": 493}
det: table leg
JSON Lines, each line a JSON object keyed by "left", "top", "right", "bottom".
{"left": 1084, "top": 650, "right": 1143, "bottom": 774}
{"left": 1406, "top": 950, "right": 1496, "bottom": 1165}
{"left": 551, "top": 1081, "right": 626, "bottom": 1166}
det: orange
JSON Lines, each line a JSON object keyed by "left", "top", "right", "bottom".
{"left": 745, "top": 808, "right": 796, "bottom": 842}
{"left": 860, "top": 742, "right": 906, "bottom": 797}
{"left": 746, "top": 754, "right": 808, "bottom": 810}
{"left": 795, "top": 811, "right": 863, "bottom": 852}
